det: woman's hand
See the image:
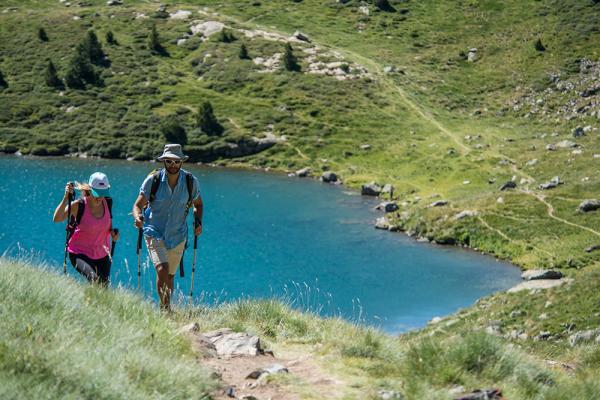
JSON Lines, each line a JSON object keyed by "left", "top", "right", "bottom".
{"left": 64, "top": 182, "right": 74, "bottom": 199}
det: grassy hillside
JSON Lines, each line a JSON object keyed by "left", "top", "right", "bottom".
{"left": 2, "top": 258, "right": 600, "bottom": 399}
{"left": 0, "top": 1, "right": 599, "bottom": 269}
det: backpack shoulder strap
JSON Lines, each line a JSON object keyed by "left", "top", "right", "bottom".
{"left": 149, "top": 169, "right": 162, "bottom": 203}
{"left": 185, "top": 172, "right": 194, "bottom": 208}
{"left": 105, "top": 197, "right": 113, "bottom": 219}
{"left": 75, "top": 198, "right": 85, "bottom": 225}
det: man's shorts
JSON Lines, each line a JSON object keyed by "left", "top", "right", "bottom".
{"left": 145, "top": 237, "right": 186, "bottom": 275}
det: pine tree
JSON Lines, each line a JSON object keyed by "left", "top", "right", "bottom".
{"left": 38, "top": 27, "right": 49, "bottom": 42}
{"left": 45, "top": 60, "right": 62, "bottom": 88}
{"left": 64, "top": 43, "right": 99, "bottom": 89}
{"left": 283, "top": 43, "right": 300, "bottom": 72}
{"left": 374, "top": 0, "right": 394, "bottom": 11}
{"left": 239, "top": 43, "right": 250, "bottom": 59}
{"left": 0, "top": 70, "right": 7, "bottom": 89}
{"left": 196, "top": 101, "right": 224, "bottom": 136}
{"left": 148, "top": 23, "right": 166, "bottom": 55}
{"left": 218, "top": 29, "right": 236, "bottom": 43}
{"left": 83, "top": 30, "right": 105, "bottom": 64}
{"left": 106, "top": 31, "right": 117, "bottom": 45}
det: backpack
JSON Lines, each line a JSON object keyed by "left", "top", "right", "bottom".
{"left": 147, "top": 168, "right": 195, "bottom": 277}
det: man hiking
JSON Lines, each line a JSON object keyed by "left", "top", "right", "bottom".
{"left": 53, "top": 172, "right": 119, "bottom": 286}
{"left": 132, "top": 144, "right": 203, "bottom": 310}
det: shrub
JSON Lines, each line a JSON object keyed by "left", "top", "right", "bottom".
{"left": 218, "top": 29, "right": 236, "bottom": 43}
{"left": 161, "top": 117, "right": 187, "bottom": 145}
{"left": 44, "top": 60, "right": 62, "bottom": 88}
{"left": 283, "top": 43, "right": 300, "bottom": 72}
{"left": 239, "top": 43, "right": 250, "bottom": 59}
{"left": 105, "top": 31, "right": 117, "bottom": 45}
{"left": 83, "top": 30, "right": 106, "bottom": 64}
{"left": 0, "top": 70, "right": 7, "bottom": 89}
{"left": 534, "top": 38, "right": 546, "bottom": 52}
{"left": 38, "top": 27, "right": 48, "bottom": 42}
{"left": 196, "top": 101, "right": 224, "bottom": 136}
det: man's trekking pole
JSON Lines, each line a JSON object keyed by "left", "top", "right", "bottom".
{"left": 136, "top": 218, "right": 143, "bottom": 289}
{"left": 62, "top": 183, "right": 74, "bottom": 275}
{"left": 189, "top": 221, "right": 199, "bottom": 301}
{"left": 111, "top": 228, "right": 119, "bottom": 257}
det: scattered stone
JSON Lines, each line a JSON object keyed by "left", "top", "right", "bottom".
{"left": 381, "top": 184, "right": 394, "bottom": 196}
{"left": 190, "top": 21, "right": 225, "bottom": 37}
{"left": 499, "top": 181, "right": 516, "bottom": 191}
{"left": 200, "top": 328, "right": 263, "bottom": 357}
{"left": 577, "top": 199, "right": 600, "bottom": 212}
{"left": 429, "top": 316, "right": 442, "bottom": 325}
{"left": 321, "top": 171, "right": 337, "bottom": 183}
{"left": 535, "top": 331, "right": 552, "bottom": 341}
{"left": 107, "top": 0, "right": 122, "bottom": 5}
{"left": 429, "top": 200, "right": 448, "bottom": 207}
{"left": 539, "top": 176, "right": 562, "bottom": 190}
{"left": 179, "top": 322, "right": 200, "bottom": 334}
{"left": 546, "top": 144, "right": 556, "bottom": 151}
{"left": 376, "top": 201, "right": 399, "bottom": 213}
{"left": 225, "top": 386, "right": 236, "bottom": 398}
{"left": 508, "top": 278, "right": 572, "bottom": 293}
{"left": 246, "top": 363, "right": 288, "bottom": 380}
{"left": 375, "top": 217, "right": 390, "bottom": 230}
{"left": 455, "top": 388, "right": 503, "bottom": 400}
{"left": 585, "top": 245, "right": 600, "bottom": 253}
{"left": 526, "top": 159, "right": 538, "bottom": 167}
{"left": 295, "top": 167, "right": 311, "bottom": 178}
{"left": 361, "top": 182, "right": 382, "bottom": 196}
{"left": 569, "top": 328, "right": 600, "bottom": 346}
{"left": 497, "top": 197, "right": 504, "bottom": 203}
{"left": 510, "top": 310, "right": 524, "bottom": 318}
{"left": 360, "top": 144, "right": 371, "bottom": 150}
{"left": 521, "top": 269, "right": 563, "bottom": 280}
{"left": 378, "top": 389, "right": 404, "bottom": 400}
{"left": 358, "top": 5, "right": 369, "bottom": 15}
{"left": 485, "top": 321, "right": 502, "bottom": 336}
{"left": 555, "top": 140, "right": 578, "bottom": 149}
{"left": 170, "top": 10, "right": 192, "bottom": 20}
{"left": 454, "top": 210, "right": 478, "bottom": 220}
{"left": 292, "top": 30, "right": 310, "bottom": 42}
{"left": 467, "top": 48, "right": 478, "bottom": 62}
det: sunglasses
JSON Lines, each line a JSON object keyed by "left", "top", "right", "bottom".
{"left": 164, "top": 159, "right": 182, "bottom": 166}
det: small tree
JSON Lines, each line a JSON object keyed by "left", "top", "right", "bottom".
{"left": 196, "top": 101, "right": 224, "bottom": 136}
{"left": 148, "top": 23, "right": 166, "bottom": 55}
{"left": 45, "top": 60, "right": 62, "bottom": 88}
{"left": 106, "top": 31, "right": 117, "bottom": 45}
{"left": 534, "top": 38, "right": 546, "bottom": 52}
{"left": 0, "top": 70, "right": 7, "bottom": 89}
{"left": 374, "top": 0, "right": 395, "bottom": 11}
{"left": 218, "top": 29, "right": 236, "bottom": 43}
{"left": 161, "top": 118, "right": 188, "bottom": 145}
{"left": 283, "top": 43, "right": 300, "bottom": 72}
{"left": 38, "top": 27, "right": 49, "bottom": 42}
{"left": 239, "top": 43, "right": 250, "bottom": 59}
{"left": 64, "top": 43, "right": 99, "bottom": 89}
{"left": 83, "top": 30, "right": 106, "bottom": 64}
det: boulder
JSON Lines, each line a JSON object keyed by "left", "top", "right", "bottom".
{"left": 555, "top": 140, "right": 578, "bottom": 149}
{"left": 295, "top": 167, "right": 311, "bottom": 178}
{"left": 429, "top": 200, "right": 448, "bottom": 207}
{"left": 246, "top": 363, "right": 288, "bottom": 380}
{"left": 521, "top": 269, "right": 563, "bottom": 280}
{"left": 321, "top": 171, "right": 337, "bottom": 183}
{"left": 467, "top": 48, "right": 478, "bottom": 62}
{"left": 375, "top": 217, "right": 390, "bottom": 230}
{"left": 585, "top": 245, "right": 600, "bottom": 253}
{"left": 376, "top": 201, "right": 399, "bottom": 213}
{"left": 539, "top": 176, "right": 562, "bottom": 190}
{"left": 577, "top": 199, "right": 600, "bottom": 212}
{"left": 499, "top": 181, "right": 516, "bottom": 191}
{"left": 381, "top": 184, "right": 394, "bottom": 196}
{"left": 454, "top": 210, "right": 478, "bottom": 220}
{"left": 200, "top": 328, "right": 263, "bottom": 357}
{"left": 569, "top": 328, "right": 600, "bottom": 346}
{"left": 362, "top": 182, "right": 382, "bottom": 196}
{"left": 170, "top": 10, "right": 192, "bottom": 20}
{"left": 292, "top": 30, "right": 310, "bottom": 42}
{"left": 191, "top": 21, "right": 225, "bottom": 37}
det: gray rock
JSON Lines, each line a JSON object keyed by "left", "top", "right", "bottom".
{"left": 429, "top": 200, "right": 448, "bottom": 207}
{"left": 546, "top": 143, "right": 556, "bottom": 151}
{"left": 376, "top": 201, "right": 399, "bottom": 213}
{"left": 455, "top": 388, "right": 503, "bottom": 400}
{"left": 246, "top": 363, "right": 288, "bottom": 379}
{"left": 378, "top": 389, "right": 404, "bottom": 399}
{"left": 454, "top": 210, "right": 478, "bottom": 220}
{"left": 521, "top": 269, "right": 563, "bottom": 280}
{"left": 362, "top": 182, "right": 382, "bottom": 196}
{"left": 500, "top": 181, "right": 516, "bottom": 191}
{"left": 107, "top": 0, "right": 122, "bottom": 5}
{"left": 467, "top": 48, "right": 478, "bottom": 62}
{"left": 200, "top": 328, "right": 263, "bottom": 357}
{"left": 569, "top": 328, "right": 600, "bottom": 346}
{"left": 555, "top": 140, "right": 578, "bottom": 149}
{"left": 321, "top": 171, "right": 338, "bottom": 183}
{"left": 375, "top": 217, "right": 390, "bottom": 230}
{"left": 585, "top": 245, "right": 600, "bottom": 253}
{"left": 381, "top": 184, "right": 394, "bottom": 196}
{"left": 292, "top": 30, "right": 310, "bottom": 42}
{"left": 539, "top": 176, "right": 562, "bottom": 190}
{"left": 360, "top": 144, "right": 371, "bottom": 150}
{"left": 578, "top": 199, "right": 600, "bottom": 212}
{"left": 572, "top": 126, "right": 585, "bottom": 137}
{"left": 535, "top": 331, "right": 552, "bottom": 341}
{"left": 508, "top": 278, "right": 572, "bottom": 293}
{"left": 295, "top": 167, "right": 311, "bottom": 178}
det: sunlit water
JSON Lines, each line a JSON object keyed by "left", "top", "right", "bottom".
{"left": 0, "top": 155, "right": 521, "bottom": 332}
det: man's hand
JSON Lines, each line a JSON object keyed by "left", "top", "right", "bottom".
{"left": 134, "top": 216, "right": 144, "bottom": 229}
{"left": 194, "top": 218, "right": 202, "bottom": 236}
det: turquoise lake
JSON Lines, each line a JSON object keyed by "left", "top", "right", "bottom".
{"left": 0, "top": 155, "right": 522, "bottom": 332}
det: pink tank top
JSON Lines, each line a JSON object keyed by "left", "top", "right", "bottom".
{"left": 67, "top": 197, "right": 111, "bottom": 260}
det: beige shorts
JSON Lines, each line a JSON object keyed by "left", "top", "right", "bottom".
{"left": 145, "top": 237, "right": 186, "bottom": 275}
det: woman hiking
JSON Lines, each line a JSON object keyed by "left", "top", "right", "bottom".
{"left": 53, "top": 172, "right": 119, "bottom": 286}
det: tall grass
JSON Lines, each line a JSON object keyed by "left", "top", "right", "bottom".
{"left": 0, "top": 257, "right": 216, "bottom": 400}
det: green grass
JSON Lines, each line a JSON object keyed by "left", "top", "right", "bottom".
{"left": 4, "top": 257, "right": 600, "bottom": 399}
{"left": 0, "top": 257, "right": 216, "bottom": 399}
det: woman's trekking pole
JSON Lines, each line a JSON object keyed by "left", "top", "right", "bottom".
{"left": 136, "top": 218, "right": 143, "bottom": 289}
{"left": 111, "top": 228, "right": 119, "bottom": 257}
{"left": 189, "top": 222, "right": 199, "bottom": 301}
{"left": 62, "top": 184, "right": 73, "bottom": 275}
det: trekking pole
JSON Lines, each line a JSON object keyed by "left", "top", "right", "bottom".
{"left": 62, "top": 183, "right": 74, "bottom": 275}
{"left": 189, "top": 222, "right": 199, "bottom": 301}
{"left": 110, "top": 228, "right": 119, "bottom": 257}
{"left": 136, "top": 218, "right": 143, "bottom": 289}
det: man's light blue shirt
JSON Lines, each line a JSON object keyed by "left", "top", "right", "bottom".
{"left": 140, "top": 168, "right": 200, "bottom": 249}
